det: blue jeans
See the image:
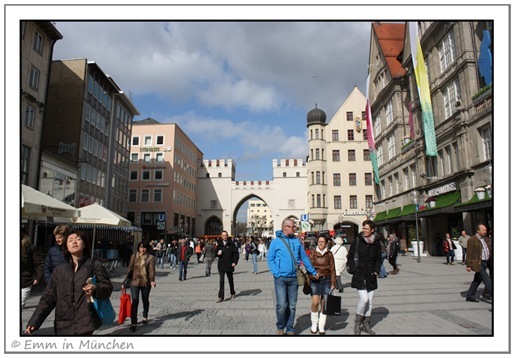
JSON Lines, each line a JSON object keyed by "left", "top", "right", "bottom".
{"left": 251, "top": 253, "right": 258, "bottom": 273}
{"left": 273, "top": 276, "right": 299, "bottom": 333}
{"left": 446, "top": 250, "right": 455, "bottom": 264}
{"left": 169, "top": 253, "right": 177, "bottom": 268}
{"left": 379, "top": 253, "right": 387, "bottom": 277}
{"left": 179, "top": 261, "right": 188, "bottom": 280}
{"left": 157, "top": 255, "right": 164, "bottom": 268}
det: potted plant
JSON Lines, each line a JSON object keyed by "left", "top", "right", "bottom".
{"left": 485, "top": 184, "right": 492, "bottom": 198}
{"left": 474, "top": 187, "right": 486, "bottom": 200}
{"left": 425, "top": 196, "right": 437, "bottom": 208}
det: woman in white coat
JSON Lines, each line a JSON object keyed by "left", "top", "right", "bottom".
{"left": 330, "top": 236, "right": 348, "bottom": 292}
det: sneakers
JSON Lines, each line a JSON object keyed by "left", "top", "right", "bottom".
{"left": 231, "top": 294, "right": 236, "bottom": 299}
{"left": 277, "top": 329, "right": 285, "bottom": 335}
{"left": 142, "top": 318, "right": 148, "bottom": 324}
{"left": 216, "top": 298, "right": 223, "bottom": 303}
{"left": 466, "top": 297, "right": 479, "bottom": 302}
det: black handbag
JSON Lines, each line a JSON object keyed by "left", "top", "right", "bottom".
{"left": 346, "top": 238, "right": 359, "bottom": 274}
{"left": 124, "top": 269, "right": 133, "bottom": 289}
{"left": 323, "top": 289, "right": 341, "bottom": 316}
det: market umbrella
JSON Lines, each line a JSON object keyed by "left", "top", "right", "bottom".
{"left": 21, "top": 184, "right": 79, "bottom": 219}
{"left": 66, "top": 203, "right": 131, "bottom": 258}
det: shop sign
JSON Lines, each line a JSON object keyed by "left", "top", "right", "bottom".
{"left": 344, "top": 211, "right": 366, "bottom": 216}
{"left": 140, "top": 147, "right": 161, "bottom": 152}
{"left": 427, "top": 182, "right": 456, "bottom": 197}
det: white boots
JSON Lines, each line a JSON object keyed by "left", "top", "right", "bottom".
{"left": 310, "top": 311, "right": 319, "bottom": 334}
{"left": 310, "top": 311, "right": 327, "bottom": 335}
{"left": 318, "top": 313, "right": 327, "bottom": 335}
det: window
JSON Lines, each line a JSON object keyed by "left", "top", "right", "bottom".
{"left": 394, "top": 173, "right": 400, "bottom": 194}
{"left": 333, "top": 173, "right": 341, "bottom": 186}
{"left": 283, "top": 172, "right": 287, "bottom": 178}
{"left": 480, "top": 126, "right": 492, "bottom": 161}
{"left": 453, "top": 142, "right": 460, "bottom": 170}
{"left": 349, "top": 173, "right": 357, "bottom": 186}
{"left": 311, "top": 195, "right": 315, "bottom": 208}
{"left": 347, "top": 129, "right": 354, "bottom": 141}
{"left": 21, "top": 145, "right": 31, "bottom": 184}
{"left": 33, "top": 31, "right": 43, "bottom": 54}
{"left": 349, "top": 195, "right": 358, "bottom": 209}
{"left": 24, "top": 105, "right": 36, "bottom": 128}
{"left": 385, "top": 99, "right": 393, "bottom": 126}
{"left": 348, "top": 150, "right": 356, "bottom": 161}
{"left": 334, "top": 196, "right": 342, "bottom": 210}
{"left": 362, "top": 111, "right": 366, "bottom": 121}
{"left": 365, "top": 173, "right": 372, "bottom": 186}
{"left": 439, "top": 30, "right": 456, "bottom": 72}
{"left": 316, "top": 171, "right": 321, "bottom": 185}
{"left": 443, "top": 78, "right": 461, "bottom": 118}
{"left": 29, "top": 67, "right": 40, "bottom": 90}
{"left": 403, "top": 168, "right": 409, "bottom": 191}
{"left": 410, "top": 164, "right": 416, "bottom": 188}
{"left": 377, "top": 146, "right": 383, "bottom": 166}
{"left": 387, "top": 135, "right": 396, "bottom": 160}
{"left": 365, "top": 195, "right": 373, "bottom": 209}
{"left": 315, "top": 129, "right": 319, "bottom": 139}
{"left": 332, "top": 130, "right": 339, "bottom": 141}
{"left": 156, "top": 135, "right": 164, "bottom": 145}
{"left": 129, "top": 189, "right": 137, "bottom": 202}
{"left": 363, "top": 129, "right": 368, "bottom": 141}
{"left": 363, "top": 149, "right": 370, "bottom": 161}
{"left": 142, "top": 170, "right": 150, "bottom": 180}
{"left": 425, "top": 156, "right": 438, "bottom": 178}
{"left": 155, "top": 153, "right": 164, "bottom": 162}
{"left": 154, "top": 189, "right": 162, "bottom": 202}
{"left": 154, "top": 170, "right": 163, "bottom": 180}
{"left": 130, "top": 171, "right": 138, "bottom": 180}
{"left": 315, "top": 148, "right": 320, "bottom": 160}
{"left": 374, "top": 115, "right": 381, "bottom": 136}
{"left": 332, "top": 150, "right": 340, "bottom": 162}
{"left": 316, "top": 194, "right": 321, "bottom": 208}
{"left": 311, "top": 172, "right": 315, "bottom": 184}
{"left": 144, "top": 136, "right": 152, "bottom": 146}
{"left": 141, "top": 189, "right": 150, "bottom": 202}
{"left": 132, "top": 136, "right": 139, "bottom": 146}
{"left": 143, "top": 153, "right": 151, "bottom": 162}
{"left": 346, "top": 111, "right": 353, "bottom": 121}
{"left": 131, "top": 153, "right": 138, "bottom": 162}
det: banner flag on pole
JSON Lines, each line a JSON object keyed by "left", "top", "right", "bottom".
{"left": 409, "top": 22, "right": 437, "bottom": 156}
{"left": 365, "top": 73, "right": 380, "bottom": 184}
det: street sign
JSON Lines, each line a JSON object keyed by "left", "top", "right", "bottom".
{"left": 158, "top": 213, "right": 166, "bottom": 222}
{"left": 301, "top": 221, "right": 311, "bottom": 232}
{"left": 157, "top": 221, "right": 165, "bottom": 230}
{"left": 301, "top": 213, "right": 309, "bottom": 222}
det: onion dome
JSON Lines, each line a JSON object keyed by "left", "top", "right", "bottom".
{"left": 306, "top": 104, "right": 326, "bottom": 126}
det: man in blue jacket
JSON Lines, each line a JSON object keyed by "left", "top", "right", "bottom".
{"left": 44, "top": 225, "right": 70, "bottom": 286}
{"left": 268, "top": 218, "right": 318, "bottom": 335}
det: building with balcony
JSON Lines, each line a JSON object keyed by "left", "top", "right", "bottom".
{"left": 246, "top": 199, "right": 273, "bottom": 237}
{"left": 368, "top": 21, "right": 493, "bottom": 255}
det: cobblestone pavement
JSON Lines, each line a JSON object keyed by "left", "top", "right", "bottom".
{"left": 22, "top": 253, "right": 493, "bottom": 337}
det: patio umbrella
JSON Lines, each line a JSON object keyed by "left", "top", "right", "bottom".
{"left": 67, "top": 203, "right": 131, "bottom": 258}
{"left": 21, "top": 184, "right": 79, "bottom": 219}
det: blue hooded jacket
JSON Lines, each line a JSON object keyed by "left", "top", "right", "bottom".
{"left": 267, "top": 230, "right": 317, "bottom": 278}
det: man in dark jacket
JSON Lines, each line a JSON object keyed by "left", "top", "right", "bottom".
{"left": 177, "top": 238, "right": 193, "bottom": 281}
{"left": 44, "top": 225, "right": 70, "bottom": 285}
{"left": 465, "top": 224, "right": 492, "bottom": 302}
{"left": 216, "top": 231, "right": 239, "bottom": 302}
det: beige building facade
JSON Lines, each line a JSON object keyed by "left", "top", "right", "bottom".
{"left": 246, "top": 199, "right": 273, "bottom": 237}
{"left": 306, "top": 86, "right": 374, "bottom": 242}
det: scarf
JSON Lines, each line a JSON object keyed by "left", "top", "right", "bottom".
{"left": 316, "top": 246, "right": 328, "bottom": 255}
{"left": 136, "top": 252, "right": 148, "bottom": 286}
{"left": 364, "top": 234, "right": 375, "bottom": 244}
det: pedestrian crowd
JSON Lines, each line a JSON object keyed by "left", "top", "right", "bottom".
{"left": 21, "top": 221, "right": 492, "bottom": 336}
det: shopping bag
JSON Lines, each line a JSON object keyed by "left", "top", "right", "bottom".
{"left": 199, "top": 253, "right": 205, "bottom": 263}
{"left": 91, "top": 276, "right": 116, "bottom": 325}
{"left": 118, "top": 287, "right": 132, "bottom": 324}
{"left": 323, "top": 290, "right": 341, "bottom": 316}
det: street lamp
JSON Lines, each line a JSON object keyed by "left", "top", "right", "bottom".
{"left": 410, "top": 190, "right": 421, "bottom": 263}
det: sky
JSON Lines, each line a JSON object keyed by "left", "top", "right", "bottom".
{"left": 51, "top": 21, "right": 372, "bottom": 181}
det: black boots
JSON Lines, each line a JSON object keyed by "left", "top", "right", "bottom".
{"left": 362, "top": 316, "right": 376, "bottom": 335}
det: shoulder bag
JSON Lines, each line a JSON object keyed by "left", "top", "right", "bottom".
{"left": 346, "top": 238, "right": 359, "bottom": 274}
{"left": 278, "top": 236, "right": 307, "bottom": 286}
{"left": 90, "top": 261, "right": 116, "bottom": 326}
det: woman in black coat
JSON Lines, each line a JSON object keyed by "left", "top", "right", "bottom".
{"left": 24, "top": 230, "right": 113, "bottom": 336}
{"left": 347, "top": 220, "right": 382, "bottom": 335}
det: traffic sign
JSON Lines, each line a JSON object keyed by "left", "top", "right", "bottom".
{"left": 157, "top": 221, "right": 165, "bottom": 230}
{"left": 301, "top": 221, "right": 311, "bottom": 232}
{"left": 301, "top": 213, "right": 309, "bottom": 222}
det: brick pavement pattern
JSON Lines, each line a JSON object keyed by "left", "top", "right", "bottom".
{"left": 21, "top": 254, "right": 492, "bottom": 336}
